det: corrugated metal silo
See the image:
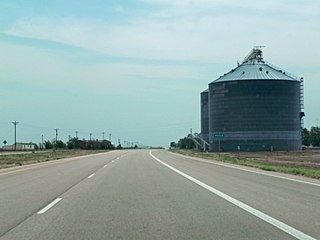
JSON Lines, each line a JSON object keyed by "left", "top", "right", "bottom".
{"left": 200, "top": 89, "right": 209, "bottom": 142}
{"left": 208, "top": 48, "right": 303, "bottom": 151}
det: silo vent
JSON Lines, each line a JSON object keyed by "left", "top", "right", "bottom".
{"left": 259, "top": 67, "right": 262, "bottom": 71}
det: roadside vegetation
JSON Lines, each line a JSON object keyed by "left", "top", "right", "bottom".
{"left": 0, "top": 150, "right": 109, "bottom": 169}
{"left": 169, "top": 126, "right": 320, "bottom": 179}
{"left": 170, "top": 149, "right": 320, "bottom": 179}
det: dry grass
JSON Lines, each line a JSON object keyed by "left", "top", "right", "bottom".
{"left": 0, "top": 150, "right": 108, "bottom": 169}
{"left": 171, "top": 149, "right": 320, "bottom": 179}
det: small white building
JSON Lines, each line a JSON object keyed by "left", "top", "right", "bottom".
{"left": 2, "top": 143, "right": 37, "bottom": 151}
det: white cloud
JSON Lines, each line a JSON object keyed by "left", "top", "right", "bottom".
{"left": 3, "top": 0, "right": 320, "bottom": 68}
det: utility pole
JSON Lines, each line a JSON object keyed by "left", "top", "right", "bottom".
{"left": 75, "top": 131, "right": 78, "bottom": 149}
{"left": 55, "top": 129, "right": 58, "bottom": 150}
{"left": 102, "top": 132, "right": 105, "bottom": 141}
{"left": 89, "top": 133, "right": 93, "bottom": 150}
{"left": 109, "top": 133, "right": 112, "bottom": 142}
{"left": 41, "top": 134, "right": 44, "bottom": 150}
{"left": 12, "top": 121, "right": 19, "bottom": 150}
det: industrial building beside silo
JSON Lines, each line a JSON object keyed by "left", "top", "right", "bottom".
{"left": 201, "top": 48, "right": 304, "bottom": 152}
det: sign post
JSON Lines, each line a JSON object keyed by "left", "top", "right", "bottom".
{"left": 213, "top": 133, "right": 224, "bottom": 152}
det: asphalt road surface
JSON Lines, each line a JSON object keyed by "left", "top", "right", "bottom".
{"left": 0, "top": 150, "right": 319, "bottom": 240}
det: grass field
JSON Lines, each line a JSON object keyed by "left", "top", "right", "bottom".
{"left": 171, "top": 149, "right": 320, "bottom": 179}
{"left": 0, "top": 150, "right": 109, "bottom": 169}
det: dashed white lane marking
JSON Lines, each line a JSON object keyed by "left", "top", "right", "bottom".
{"left": 150, "top": 151, "right": 316, "bottom": 240}
{"left": 103, "top": 164, "right": 108, "bottom": 168}
{"left": 169, "top": 152, "right": 320, "bottom": 187}
{"left": 37, "top": 198, "right": 62, "bottom": 214}
{"left": 88, "top": 173, "right": 95, "bottom": 179}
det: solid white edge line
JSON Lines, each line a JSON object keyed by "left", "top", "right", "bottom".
{"left": 88, "top": 173, "right": 95, "bottom": 178}
{"left": 149, "top": 151, "right": 316, "bottom": 240}
{"left": 169, "top": 151, "right": 320, "bottom": 187}
{"left": 37, "top": 198, "right": 62, "bottom": 214}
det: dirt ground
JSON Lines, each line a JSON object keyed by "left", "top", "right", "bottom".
{"left": 228, "top": 149, "right": 320, "bottom": 170}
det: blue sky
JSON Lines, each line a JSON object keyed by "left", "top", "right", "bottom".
{"left": 1, "top": 0, "right": 320, "bottom": 147}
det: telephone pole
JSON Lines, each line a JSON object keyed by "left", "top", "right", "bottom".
{"left": 75, "top": 131, "right": 78, "bottom": 149}
{"left": 12, "top": 121, "right": 19, "bottom": 150}
{"left": 109, "top": 133, "right": 112, "bottom": 142}
{"left": 90, "top": 133, "right": 92, "bottom": 141}
{"left": 102, "top": 132, "right": 105, "bottom": 141}
{"left": 55, "top": 129, "right": 58, "bottom": 150}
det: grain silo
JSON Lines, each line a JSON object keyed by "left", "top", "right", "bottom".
{"left": 207, "top": 48, "right": 304, "bottom": 152}
{"left": 200, "top": 89, "right": 209, "bottom": 142}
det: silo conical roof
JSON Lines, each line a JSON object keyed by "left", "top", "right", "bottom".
{"left": 213, "top": 48, "right": 300, "bottom": 83}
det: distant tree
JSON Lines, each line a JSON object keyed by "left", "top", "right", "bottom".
{"left": 98, "top": 140, "right": 114, "bottom": 150}
{"left": 56, "top": 140, "right": 66, "bottom": 149}
{"left": 310, "top": 127, "right": 320, "bottom": 146}
{"left": 178, "top": 135, "right": 195, "bottom": 149}
{"left": 44, "top": 141, "right": 53, "bottom": 149}
{"left": 67, "top": 137, "right": 77, "bottom": 149}
{"left": 301, "top": 128, "right": 310, "bottom": 146}
{"left": 116, "top": 144, "right": 123, "bottom": 149}
{"left": 170, "top": 142, "right": 177, "bottom": 148}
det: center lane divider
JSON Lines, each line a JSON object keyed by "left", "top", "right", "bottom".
{"left": 149, "top": 150, "right": 316, "bottom": 240}
{"left": 36, "top": 158, "right": 117, "bottom": 216}
{"left": 37, "top": 198, "right": 62, "bottom": 215}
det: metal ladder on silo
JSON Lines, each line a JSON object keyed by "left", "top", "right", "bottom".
{"left": 300, "top": 78, "right": 305, "bottom": 128}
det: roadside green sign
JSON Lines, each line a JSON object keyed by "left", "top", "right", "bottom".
{"left": 213, "top": 133, "right": 224, "bottom": 138}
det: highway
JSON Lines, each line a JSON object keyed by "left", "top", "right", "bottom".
{"left": 0, "top": 150, "right": 319, "bottom": 240}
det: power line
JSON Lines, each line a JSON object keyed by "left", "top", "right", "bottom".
{"left": 2, "top": 122, "right": 148, "bottom": 147}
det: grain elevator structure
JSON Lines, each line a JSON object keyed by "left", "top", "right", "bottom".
{"left": 200, "top": 48, "right": 304, "bottom": 151}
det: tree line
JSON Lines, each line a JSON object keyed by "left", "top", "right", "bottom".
{"left": 302, "top": 127, "right": 320, "bottom": 146}
{"left": 170, "top": 134, "right": 195, "bottom": 149}
{"left": 42, "top": 138, "right": 116, "bottom": 150}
